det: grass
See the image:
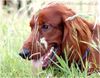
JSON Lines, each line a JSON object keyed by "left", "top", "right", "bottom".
{"left": 0, "top": 13, "right": 33, "bottom": 78}
{"left": 0, "top": 11, "right": 100, "bottom": 78}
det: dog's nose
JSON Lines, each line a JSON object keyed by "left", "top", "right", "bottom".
{"left": 19, "top": 48, "right": 31, "bottom": 59}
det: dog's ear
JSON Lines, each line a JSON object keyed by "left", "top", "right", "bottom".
{"left": 62, "top": 17, "right": 92, "bottom": 44}
{"left": 62, "top": 10, "right": 76, "bottom": 49}
{"left": 62, "top": 12, "right": 92, "bottom": 62}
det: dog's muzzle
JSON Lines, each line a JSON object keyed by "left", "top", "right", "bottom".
{"left": 19, "top": 48, "right": 31, "bottom": 60}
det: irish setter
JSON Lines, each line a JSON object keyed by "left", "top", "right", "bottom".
{"left": 19, "top": 3, "right": 100, "bottom": 74}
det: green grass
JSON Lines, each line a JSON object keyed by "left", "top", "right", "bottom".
{"left": 0, "top": 12, "right": 100, "bottom": 78}
{"left": 0, "top": 13, "right": 33, "bottom": 78}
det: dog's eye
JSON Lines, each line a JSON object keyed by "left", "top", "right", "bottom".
{"left": 42, "top": 24, "right": 48, "bottom": 29}
{"left": 42, "top": 24, "right": 49, "bottom": 31}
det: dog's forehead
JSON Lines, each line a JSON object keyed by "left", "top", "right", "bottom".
{"left": 36, "top": 8, "right": 62, "bottom": 26}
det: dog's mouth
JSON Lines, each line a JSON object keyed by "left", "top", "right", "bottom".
{"left": 42, "top": 43, "right": 61, "bottom": 69}
{"left": 19, "top": 43, "right": 61, "bottom": 69}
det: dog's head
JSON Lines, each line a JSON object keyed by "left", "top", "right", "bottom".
{"left": 19, "top": 3, "right": 92, "bottom": 69}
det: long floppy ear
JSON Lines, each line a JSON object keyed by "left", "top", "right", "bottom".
{"left": 62, "top": 13, "right": 92, "bottom": 63}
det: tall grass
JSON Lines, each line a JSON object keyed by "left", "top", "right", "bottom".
{"left": 0, "top": 13, "right": 34, "bottom": 78}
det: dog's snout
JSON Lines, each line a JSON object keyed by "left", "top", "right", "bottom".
{"left": 19, "top": 48, "right": 31, "bottom": 59}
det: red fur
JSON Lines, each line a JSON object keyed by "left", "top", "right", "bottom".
{"left": 21, "top": 3, "right": 100, "bottom": 74}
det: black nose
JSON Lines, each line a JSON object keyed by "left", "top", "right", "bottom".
{"left": 19, "top": 48, "right": 31, "bottom": 59}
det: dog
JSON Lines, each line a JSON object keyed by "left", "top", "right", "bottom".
{"left": 19, "top": 3, "right": 100, "bottom": 74}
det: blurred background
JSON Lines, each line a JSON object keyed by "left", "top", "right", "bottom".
{"left": 0, "top": 0, "right": 100, "bottom": 78}
{"left": 0, "top": 0, "right": 100, "bottom": 18}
